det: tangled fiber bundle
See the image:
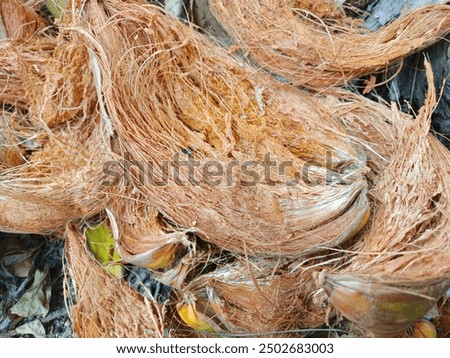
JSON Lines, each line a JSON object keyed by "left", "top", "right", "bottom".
{"left": 77, "top": 0, "right": 377, "bottom": 258}
{"left": 322, "top": 70, "right": 450, "bottom": 336}
{"left": 205, "top": 0, "right": 450, "bottom": 88}
{"left": 0, "top": 0, "right": 449, "bottom": 337}
{"left": 65, "top": 224, "right": 166, "bottom": 337}
{"left": 0, "top": 39, "right": 55, "bottom": 108}
{"left": 0, "top": 4, "right": 110, "bottom": 233}
{"left": 172, "top": 258, "right": 327, "bottom": 336}
{"left": 0, "top": 120, "right": 110, "bottom": 233}
{"left": 0, "top": 0, "right": 53, "bottom": 107}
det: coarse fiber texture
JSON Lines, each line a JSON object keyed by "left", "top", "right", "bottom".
{"left": 205, "top": 0, "right": 450, "bottom": 88}
{"left": 76, "top": 0, "right": 377, "bottom": 257}
{"left": 65, "top": 224, "right": 167, "bottom": 338}
{"left": 0, "top": 0, "right": 449, "bottom": 337}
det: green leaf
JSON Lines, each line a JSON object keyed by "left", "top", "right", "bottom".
{"left": 46, "top": 0, "right": 68, "bottom": 19}
{"left": 85, "top": 223, "right": 123, "bottom": 277}
{"left": 11, "top": 268, "right": 51, "bottom": 318}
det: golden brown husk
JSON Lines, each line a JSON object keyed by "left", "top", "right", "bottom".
{"left": 205, "top": 0, "right": 450, "bottom": 88}
{"left": 76, "top": 0, "right": 382, "bottom": 257}
{"left": 0, "top": 0, "right": 449, "bottom": 337}
{"left": 0, "top": 11, "right": 109, "bottom": 233}
{"left": 172, "top": 258, "right": 327, "bottom": 336}
{"left": 65, "top": 224, "right": 166, "bottom": 337}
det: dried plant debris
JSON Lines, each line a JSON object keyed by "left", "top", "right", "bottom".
{"left": 364, "top": 0, "right": 447, "bottom": 30}
{"left": 10, "top": 268, "right": 51, "bottom": 318}
{"left": 362, "top": 34, "right": 450, "bottom": 149}
{"left": 65, "top": 225, "right": 167, "bottom": 338}
{"left": 0, "top": 0, "right": 450, "bottom": 338}
{"left": 172, "top": 258, "right": 328, "bottom": 337}
{"left": 0, "top": 233, "right": 73, "bottom": 338}
{"left": 126, "top": 266, "right": 171, "bottom": 303}
{"left": 204, "top": 0, "right": 450, "bottom": 88}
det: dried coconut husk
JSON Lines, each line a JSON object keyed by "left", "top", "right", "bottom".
{"left": 321, "top": 64, "right": 450, "bottom": 336}
{"left": 0, "top": 110, "right": 28, "bottom": 168}
{"left": 104, "top": 192, "right": 200, "bottom": 289}
{"left": 65, "top": 224, "right": 166, "bottom": 337}
{"left": 318, "top": 89, "right": 400, "bottom": 184}
{"left": 27, "top": 40, "right": 96, "bottom": 127}
{"left": 0, "top": 39, "right": 55, "bottom": 108}
{"left": 0, "top": 24, "right": 109, "bottom": 233}
{"left": 205, "top": 0, "right": 450, "bottom": 88}
{"left": 0, "top": 116, "right": 111, "bottom": 233}
{"left": 0, "top": 0, "right": 46, "bottom": 40}
{"left": 171, "top": 257, "right": 327, "bottom": 336}
{"left": 107, "top": 191, "right": 191, "bottom": 259}
{"left": 69, "top": 0, "right": 376, "bottom": 257}
{"left": 0, "top": 107, "right": 49, "bottom": 170}
{"left": 0, "top": 1, "right": 51, "bottom": 107}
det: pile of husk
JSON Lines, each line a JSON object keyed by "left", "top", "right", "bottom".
{"left": 0, "top": 0, "right": 449, "bottom": 337}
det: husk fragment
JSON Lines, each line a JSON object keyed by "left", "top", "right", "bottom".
{"left": 28, "top": 41, "right": 96, "bottom": 127}
{"left": 0, "top": 39, "right": 55, "bottom": 108}
{"left": 321, "top": 64, "right": 450, "bottom": 336}
{"left": 0, "top": 25, "right": 109, "bottom": 233}
{"left": 173, "top": 257, "right": 327, "bottom": 336}
{"left": 0, "top": 114, "right": 111, "bottom": 233}
{"left": 65, "top": 224, "right": 166, "bottom": 337}
{"left": 205, "top": 0, "right": 450, "bottom": 88}
{"left": 74, "top": 0, "right": 376, "bottom": 257}
{"left": 322, "top": 272, "right": 450, "bottom": 337}
{"left": 0, "top": 0, "right": 45, "bottom": 40}
{"left": 104, "top": 197, "right": 198, "bottom": 288}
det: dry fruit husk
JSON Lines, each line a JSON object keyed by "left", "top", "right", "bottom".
{"left": 205, "top": 0, "right": 450, "bottom": 88}
{"left": 76, "top": 0, "right": 376, "bottom": 257}
{"left": 320, "top": 64, "right": 450, "bottom": 336}
{"left": 173, "top": 257, "right": 327, "bottom": 336}
{"left": 65, "top": 224, "right": 167, "bottom": 337}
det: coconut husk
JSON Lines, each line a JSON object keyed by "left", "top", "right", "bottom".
{"left": 27, "top": 41, "right": 96, "bottom": 128}
{"left": 0, "top": 22, "right": 110, "bottom": 233}
{"left": 0, "top": 0, "right": 46, "bottom": 40}
{"left": 67, "top": 0, "right": 377, "bottom": 258}
{"left": 0, "top": 117, "right": 111, "bottom": 233}
{"left": 65, "top": 224, "right": 166, "bottom": 337}
{"left": 340, "top": 65, "right": 449, "bottom": 281}
{"left": 107, "top": 191, "right": 190, "bottom": 258}
{"left": 104, "top": 191, "right": 200, "bottom": 289}
{"left": 0, "top": 1, "right": 50, "bottom": 107}
{"left": 318, "top": 89, "right": 400, "bottom": 183}
{"left": 171, "top": 257, "right": 327, "bottom": 337}
{"left": 205, "top": 0, "right": 450, "bottom": 88}
{"left": 0, "top": 39, "right": 55, "bottom": 108}
{"left": 320, "top": 64, "right": 450, "bottom": 336}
